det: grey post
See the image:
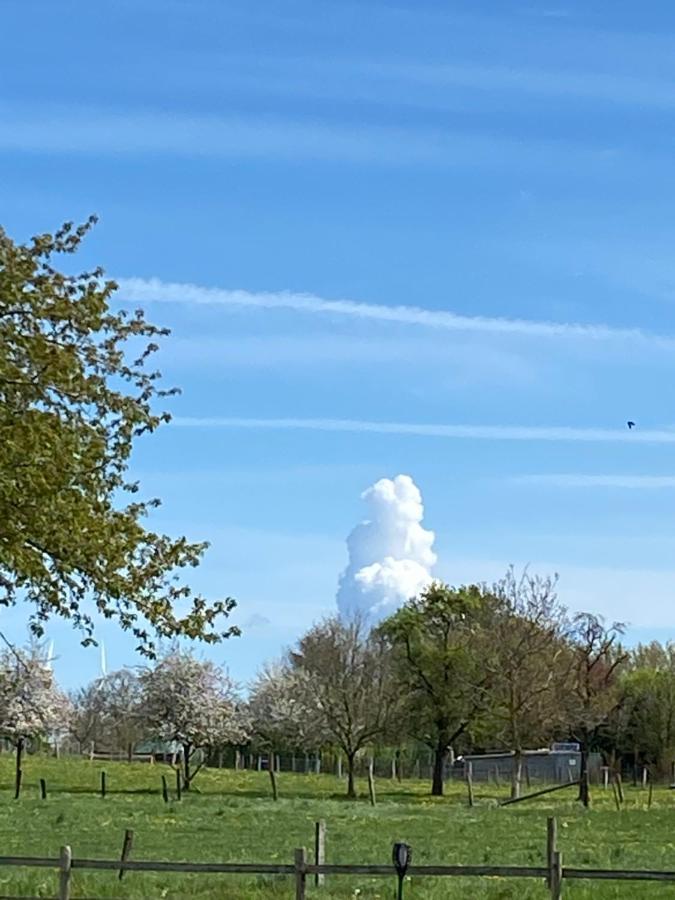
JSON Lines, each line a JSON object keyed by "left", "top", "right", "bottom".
{"left": 59, "top": 846, "right": 72, "bottom": 900}
{"left": 294, "top": 847, "right": 307, "bottom": 900}
{"left": 314, "top": 820, "right": 326, "bottom": 887}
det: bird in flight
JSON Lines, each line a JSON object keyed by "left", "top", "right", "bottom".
{"left": 627, "top": 421, "right": 636, "bottom": 430}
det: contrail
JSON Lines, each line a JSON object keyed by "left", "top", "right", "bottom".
{"left": 116, "top": 277, "right": 672, "bottom": 345}
{"left": 172, "top": 416, "right": 675, "bottom": 444}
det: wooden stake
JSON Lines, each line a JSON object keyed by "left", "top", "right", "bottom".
{"left": 611, "top": 779, "right": 621, "bottom": 811}
{"left": 648, "top": 781, "right": 654, "bottom": 809}
{"left": 367, "top": 759, "right": 376, "bottom": 807}
{"left": 614, "top": 773, "right": 624, "bottom": 804}
{"left": 100, "top": 771, "right": 106, "bottom": 799}
{"left": 118, "top": 829, "right": 134, "bottom": 880}
{"left": 175, "top": 768, "right": 182, "bottom": 801}
{"left": 269, "top": 768, "right": 278, "bottom": 801}
{"left": 40, "top": 778, "right": 47, "bottom": 800}
{"left": 546, "top": 817, "right": 557, "bottom": 889}
{"left": 161, "top": 775, "right": 169, "bottom": 803}
{"left": 550, "top": 849, "right": 562, "bottom": 900}
{"left": 314, "top": 820, "right": 326, "bottom": 887}
{"left": 466, "top": 769, "right": 475, "bottom": 807}
{"left": 294, "top": 848, "right": 307, "bottom": 900}
{"left": 59, "top": 846, "right": 72, "bottom": 900}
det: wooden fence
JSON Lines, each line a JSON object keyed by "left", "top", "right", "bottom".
{"left": 3, "top": 817, "right": 675, "bottom": 899}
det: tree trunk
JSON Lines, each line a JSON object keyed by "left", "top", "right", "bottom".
{"left": 346, "top": 752, "right": 357, "bottom": 799}
{"left": 14, "top": 738, "right": 23, "bottom": 799}
{"left": 182, "top": 743, "right": 191, "bottom": 791}
{"left": 510, "top": 750, "right": 523, "bottom": 800}
{"left": 431, "top": 742, "right": 447, "bottom": 797}
{"left": 577, "top": 743, "right": 590, "bottom": 807}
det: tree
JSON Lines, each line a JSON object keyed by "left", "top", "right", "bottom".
{"left": 483, "top": 568, "right": 569, "bottom": 799}
{"left": 248, "top": 662, "right": 315, "bottom": 758}
{"left": 0, "top": 644, "right": 70, "bottom": 797}
{"left": 379, "top": 583, "right": 493, "bottom": 796}
{"left": 290, "top": 617, "right": 401, "bottom": 799}
{"left": 0, "top": 219, "right": 237, "bottom": 656}
{"left": 140, "top": 650, "right": 248, "bottom": 789}
{"left": 564, "top": 613, "right": 627, "bottom": 806}
{"left": 612, "top": 642, "right": 675, "bottom": 778}
{"left": 71, "top": 668, "right": 145, "bottom": 760}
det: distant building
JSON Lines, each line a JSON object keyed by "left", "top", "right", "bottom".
{"left": 453, "top": 744, "right": 601, "bottom": 783}
{"left": 134, "top": 739, "right": 183, "bottom": 763}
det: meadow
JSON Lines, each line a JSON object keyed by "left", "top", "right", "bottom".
{"left": 0, "top": 757, "right": 674, "bottom": 898}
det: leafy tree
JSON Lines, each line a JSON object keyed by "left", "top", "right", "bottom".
{"left": 289, "top": 617, "right": 401, "bottom": 799}
{"left": 613, "top": 642, "right": 675, "bottom": 778}
{"left": 0, "top": 219, "right": 237, "bottom": 655}
{"left": 379, "top": 582, "right": 493, "bottom": 796}
{"left": 140, "top": 650, "right": 248, "bottom": 789}
{"left": 483, "top": 568, "right": 569, "bottom": 798}
{"left": 71, "top": 668, "right": 145, "bottom": 760}
{"left": 248, "top": 662, "right": 315, "bottom": 758}
{"left": 564, "top": 613, "right": 627, "bottom": 805}
{"left": 0, "top": 644, "right": 70, "bottom": 796}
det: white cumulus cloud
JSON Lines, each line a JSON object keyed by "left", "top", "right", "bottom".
{"left": 336, "top": 474, "right": 436, "bottom": 620}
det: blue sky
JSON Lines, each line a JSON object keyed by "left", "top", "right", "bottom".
{"left": 3, "top": 0, "right": 675, "bottom": 688}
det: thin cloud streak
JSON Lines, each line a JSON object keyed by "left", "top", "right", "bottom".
{"left": 117, "top": 277, "right": 674, "bottom": 346}
{"left": 171, "top": 416, "right": 675, "bottom": 444}
{"left": 514, "top": 474, "right": 675, "bottom": 488}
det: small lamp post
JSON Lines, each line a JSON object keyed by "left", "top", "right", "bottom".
{"left": 392, "top": 842, "right": 411, "bottom": 900}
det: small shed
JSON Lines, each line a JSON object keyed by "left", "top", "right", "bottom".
{"left": 134, "top": 739, "right": 183, "bottom": 763}
{"left": 454, "top": 744, "right": 601, "bottom": 783}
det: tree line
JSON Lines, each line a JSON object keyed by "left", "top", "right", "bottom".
{"left": 3, "top": 569, "right": 675, "bottom": 803}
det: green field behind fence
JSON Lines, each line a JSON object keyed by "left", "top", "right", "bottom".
{"left": 0, "top": 756, "right": 674, "bottom": 898}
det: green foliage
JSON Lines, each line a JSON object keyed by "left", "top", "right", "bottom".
{"left": 0, "top": 220, "right": 237, "bottom": 655}
{"left": 379, "top": 583, "right": 495, "bottom": 795}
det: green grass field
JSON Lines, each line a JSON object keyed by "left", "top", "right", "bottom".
{"left": 0, "top": 757, "right": 674, "bottom": 898}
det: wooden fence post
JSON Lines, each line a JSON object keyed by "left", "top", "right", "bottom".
{"left": 269, "top": 768, "right": 278, "bottom": 801}
{"left": 314, "top": 820, "right": 326, "bottom": 887}
{"left": 118, "top": 829, "right": 134, "bottom": 880}
{"left": 175, "top": 768, "right": 182, "bottom": 801}
{"left": 614, "top": 773, "right": 624, "bottom": 804}
{"left": 601, "top": 766, "right": 609, "bottom": 789}
{"left": 161, "top": 775, "right": 169, "bottom": 803}
{"left": 611, "top": 779, "right": 621, "bottom": 811}
{"left": 550, "top": 849, "right": 562, "bottom": 899}
{"left": 40, "top": 778, "right": 47, "bottom": 800}
{"left": 294, "top": 848, "right": 307, "bottom": 900}
{"left": 100, "top": 771, "right": 106, "bottom": 799}
{"left": 466, "top": 767, "right": 474, "bottom": 807}
{"left": 648, "top": 781, "right": 654, "bottom": 809}
{"left": 59, "top": 846, "right": 72, "bottom": 900}
{"left": 546, "top": 817, "right": 557, "bottom": 889}
{"left": 367, "top": 759, "right": 376, "bottom": 807}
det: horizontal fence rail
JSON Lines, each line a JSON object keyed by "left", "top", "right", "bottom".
{"left": 3, "top": 820, "right": 675, "bottom": 899}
